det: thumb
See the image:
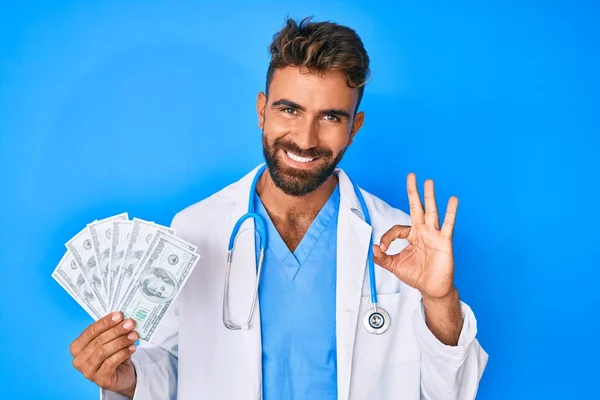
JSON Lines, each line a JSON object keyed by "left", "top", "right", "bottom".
{"left": 373, "top": 243, "right": 415, "bottom": 285}
{"left": 379, "top": 225, "right": 411, "bottom": 252}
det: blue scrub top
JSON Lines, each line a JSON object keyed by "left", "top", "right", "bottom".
{"left": 254, "top": 184, "right": 340, "bottom": 400}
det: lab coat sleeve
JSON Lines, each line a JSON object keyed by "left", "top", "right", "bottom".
{"left": 100, "top": 275, "right": 181, "bottom": 400}
{"left": 412, "top": 299, "right": 488, "bottom": 400}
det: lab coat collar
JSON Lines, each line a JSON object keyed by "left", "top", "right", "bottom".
{"left": 220, "top": 163, "right": 365, "bottom": 216}
{"left": 222, "top": 164, "right": 371, "bottom": 400}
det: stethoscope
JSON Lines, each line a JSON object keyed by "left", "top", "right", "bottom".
{"left": 223, "top": 164, "right": 390, "bottom": 335}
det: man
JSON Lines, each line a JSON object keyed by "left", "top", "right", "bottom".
{"left": 69, "top": 17, "right": 488, "bottom": 399}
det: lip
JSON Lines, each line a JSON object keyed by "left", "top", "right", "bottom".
{"left": 281, "top": 149, "right": 319, "bottom": 170}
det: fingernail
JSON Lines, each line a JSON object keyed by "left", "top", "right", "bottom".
{"left": 128, "top": 333, "right": 137, "bottom": 341}
{"left": 129, "top": 344, "right": 136, "bottom": 351}
{"left": 112, "top": 313, "right": 121, "bottom": 322}
{"left": 123, "top": 320, "right": 133, "bottom": 330}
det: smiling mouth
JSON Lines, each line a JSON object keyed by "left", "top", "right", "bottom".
{"left": 285, "top": 151, "right": 317, "bottom": 163}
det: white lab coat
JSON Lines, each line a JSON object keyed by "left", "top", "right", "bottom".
{"left": 102, "top": 165, "right": 488, "bottom": 400}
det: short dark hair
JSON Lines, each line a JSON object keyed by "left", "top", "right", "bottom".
{"left": 266, "top": 16, "right": 370, "bottom": 113}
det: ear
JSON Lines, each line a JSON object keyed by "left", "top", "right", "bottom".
{"left": 256, "top": 92, "right": 267, "bottom": 129}
{"left": 348, "top": 111, "right": 365, "bottom": 146}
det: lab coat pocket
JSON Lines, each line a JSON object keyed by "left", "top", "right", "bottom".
{"left": 354, "top": 291, "right": 419, "bottom": 371}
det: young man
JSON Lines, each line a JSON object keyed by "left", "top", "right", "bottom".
{"left": 70, "top": 17, "right": 488, "bottom": 399}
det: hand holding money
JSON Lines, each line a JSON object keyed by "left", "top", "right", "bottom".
{"left": 70, "top": 312, "right": 138, "bottom": 397}
{"left": 53, "top": 213, "right": 200, "bottom": 395}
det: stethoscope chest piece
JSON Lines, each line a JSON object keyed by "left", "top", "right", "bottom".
{"left": 363, "top": 306, "right": 391, "bottom": 335}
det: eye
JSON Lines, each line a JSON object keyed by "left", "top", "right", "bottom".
{"left": 281, "top": 107, "right": 297, "bottom": 115}
{"left": 324, "top": 114, "right": 341, "bottom": 122}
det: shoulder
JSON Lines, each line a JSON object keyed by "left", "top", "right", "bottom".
{"left": 170, "top": 191, "right": 232, "bottom": 231}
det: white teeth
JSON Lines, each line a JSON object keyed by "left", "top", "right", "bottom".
{"left": 286, "top": 151, "right": 314, "bottom": 163}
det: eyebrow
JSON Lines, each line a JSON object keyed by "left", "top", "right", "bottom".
{"left": 271, "top": 98, "right": 352, "bottom": 120}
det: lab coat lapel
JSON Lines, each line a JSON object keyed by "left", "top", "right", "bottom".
{"left": 224, "top": 164, "right": 265, "bottom": 399}
{"left": 335, "top": 169, "right": 372, "bottom": 400}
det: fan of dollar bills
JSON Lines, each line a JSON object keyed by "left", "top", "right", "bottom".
{"left": 52, "top": 213, "right": 201, "bottom": 341}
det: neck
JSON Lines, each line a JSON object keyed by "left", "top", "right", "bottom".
{"left": 255, "top": 168, "right": 338, "bottom": 221}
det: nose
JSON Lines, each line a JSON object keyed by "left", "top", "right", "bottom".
{"left": 291, "top": 118, "right": 319, "bottom": 150}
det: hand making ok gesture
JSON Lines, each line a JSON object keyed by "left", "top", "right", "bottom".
{"left": 372, "top": 173, "right": 458, "bottom": 300}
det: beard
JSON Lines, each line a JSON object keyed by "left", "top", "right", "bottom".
{"left": 262, "top": 131, "right": 347, "bottom": 196}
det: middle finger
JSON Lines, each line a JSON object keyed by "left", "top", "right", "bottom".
{"left": 424, "top": 179, "right": 440, "bottom": 229}
{"left": 86, "top": 331, "right": 138, "bottom": 373}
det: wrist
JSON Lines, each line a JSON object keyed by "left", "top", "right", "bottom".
{"left": 421, "top": 286, "right": 459, "bottom": 310}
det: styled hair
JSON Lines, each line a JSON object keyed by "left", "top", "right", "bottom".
{"left": 266, "top": 16, "right": 370, "bottom": 113}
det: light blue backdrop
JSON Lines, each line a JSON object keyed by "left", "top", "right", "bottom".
{"left": 1, "top": 1, "right": 598, "bottom": 399}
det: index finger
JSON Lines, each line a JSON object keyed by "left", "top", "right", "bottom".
{"left": 70, "top": 312, "right": 123, "bottom": 357}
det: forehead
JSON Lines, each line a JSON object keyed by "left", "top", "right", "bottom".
{"left": 268, "top": 66, "right": 358, "bottom": 111}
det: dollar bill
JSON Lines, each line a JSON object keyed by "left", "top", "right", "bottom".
{"left": 120, "top": 234, "right": 200, "bottom": 341}
{"left": 108, "top": 220, "right": 133, "bottom": 310}
{"left": 66, "top": 226, "right": 108, "bottom": 311}
{"left": 112, "top": 218, "right": 174, "bottom": 310}
{"left": 51, "top": 251, "right": 104, "bottom": 320}
{"left": 88, "top": 213, "right": 128, "bottom": 301}
{"left": 125, "top": 230, "right": 197, "bottom": 297}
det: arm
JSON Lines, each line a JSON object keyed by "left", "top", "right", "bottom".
{"left": 422, "top": 289, "right": 463, "bottom": 346}
{"left": 372, "top": 174, "right": 488, "bottom": 399}
{"left": 412, "top": 289, "right": 488, "bottom": 400}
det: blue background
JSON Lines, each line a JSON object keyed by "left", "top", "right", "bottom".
{"left": 0, "top": 1, "right": 598, "bottom": 399}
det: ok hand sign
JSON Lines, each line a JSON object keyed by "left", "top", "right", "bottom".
{"left": 373, "top": 173, "right": 458, "bottom": 300}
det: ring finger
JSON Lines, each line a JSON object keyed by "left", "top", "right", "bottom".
{"left": 86, "top": 331, "right": 138, "bottom": 373}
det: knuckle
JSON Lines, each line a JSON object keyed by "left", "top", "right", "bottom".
{"left": 69, "top": 342, "right": 77, "bottom": 356}
{"left": 113, "top": 325, "right": 122, "bottom": 337}
{"left": 96, "top": 376, "right": 107, "bottom": 388}
{"left": 72, "top": 357, "right": 81, "bottom": 370}
{"left": 118, "top": 348, "right": 131, "bottom": 362}
{"left": 104, "top": 355, "right": 116, "bottom": 369}
{"left": 100, "top": 344, "right": 111, "bottom": 360}
{"left": 96, "top": 363, "right": 109, "bottom": 378}
{"left": 90, "top": 347, "right": 103, "bottom": 364}
{"left": 121, "top": 335, "right": 131, "bottom": 347}
{"left": 91, "top": 336, "right": 103, "bottom": 349}
{"left": 81, "top": 367, "right": 93, "bottom": 381}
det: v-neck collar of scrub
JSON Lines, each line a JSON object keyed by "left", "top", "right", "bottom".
{"left": 254, "top": 184, "right": 340, "bottom": 280}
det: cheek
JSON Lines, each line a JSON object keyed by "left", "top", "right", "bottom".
{"left": 264, "top": 113, "right": 293, "bottom": 134}
{"left": 320, "top": 125, "right": 353, "bottom": 151}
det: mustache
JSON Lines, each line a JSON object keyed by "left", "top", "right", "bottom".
{"left": 273, "top": 138, "right": 333, "bottom": 159}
